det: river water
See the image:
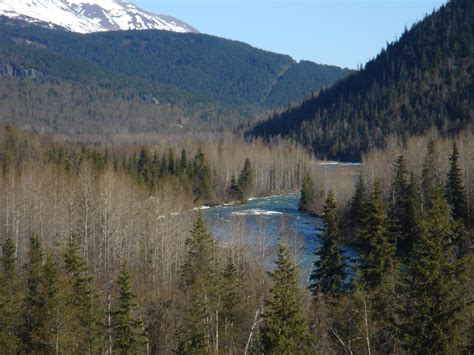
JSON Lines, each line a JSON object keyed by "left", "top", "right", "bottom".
{"left": 203, "top": 193, "right": 358, "bottom": 282}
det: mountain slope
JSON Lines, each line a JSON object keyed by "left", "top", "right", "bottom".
{"left": 248, "top": 0, "right": 473, "bottom": 160}
{"left": 0, "top": 17, "right": 352, "bottom": 137}
{"left": 0, "top": 0, "right": 197, "bottom": 33}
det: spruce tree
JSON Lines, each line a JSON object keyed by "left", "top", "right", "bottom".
{"left": 64, "top": 238, "right": 103, "bottom": 353}
{"left": 260, "top": 237, "right": 313, "bottom": 354}
{"left": 445, "top": 142, "right": 468, "bottom": 226}
{"left": 359, "top": 179, "right": 396, "bottom": 290}
{"left": 359, "top": 180, "right": 398, "bottom": 351}
{"left": 397, "top": 189, "right": 469, "bottom": 353}
{"left": 310, "top": 191, "right": 346, "bottom": 298}
{"left": 348, "top": 175, "right": 369, "bottom": 241}
{"left": 389, "top": 155, "right": 413, "bottom": 256}
{"left": 237, "top": 158, "right": 254, "bottom": 201}
{"left": 177, "top": 212, "right": 218, "bottom": 354}
{"left": 21, "top": 236, "right": 60, "bottom": 353}
{"left": 0, "top": 237, "right": 20, "bottom": 353}
{"left": 221, "top": 257, "right": 244, "bottom": 352}
{"left": 299, "top": 171, "right": 315, "bottom": 213}
{"left": 111, "top": 264, "right": 144, "bottom": 354}
{"left": 192, "top": 150, "right": 214, "bottom": 203}
{"left": 400, "top": 173, "right": 422, "bottom": 256}
{"left": 227, "top": 174, "right": 243, "bottom": 201}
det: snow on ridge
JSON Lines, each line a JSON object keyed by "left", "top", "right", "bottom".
{"left": 0, "top": 0, "right": 197, "bottom": 34}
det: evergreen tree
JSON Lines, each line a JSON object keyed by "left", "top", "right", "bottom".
{"left": 177, "top": 212, "right": 218, "bottom": 354}
{"left": 64, "top": 238, "right": 103, "bottom": 353}
{"left": 389, "top": 156, "right": 412, "bottom": 256}
{"left": 299, "top": 171, "right": 315, "bottom": 213}
{"left": 237, "top": 158, "right": 254, "bottom": 201}
{"left": 348, "top": 175, "right": 369, "bottom": 241}
{"left": 192, "top": 150, "right": 214, "bottom": 203}
{"left": 400, "top": 173, "right": 422, "bottom": 257}
{"left": 0, "top": 237, "right": 20, "bottom": 353}
{"left": 310, "top": 191, "right": 346, "bottom": 298}
{"left": 260, "top": 237, "right": 313, "bottom": 354}
{"left": 21, "top": 236, "right": 59, "bottom": 353}
{"left": 359, "top": 179, "right": 396, "bottom": 290}
{"left": 227, "top": 174, "right": 243, "bottom": 201}
{"left": 445, "top": 142, "right": 468, "bottom": 226}
{"left": 137, "top": 147, "right": 155, "bottom": 188}
{"left": 397, "top": 189, "right": 469, "bottom": 353}
{"left": 111, "top": 264, "right": 144, "bottom": 354}
{"left": 221, "top": 257, "right": 244, "bottom": 352}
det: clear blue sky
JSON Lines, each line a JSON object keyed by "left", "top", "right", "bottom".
{"left": 134, "top": 0, "right": 447, "bottom": 69}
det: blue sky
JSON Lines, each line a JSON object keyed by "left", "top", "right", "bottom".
{"left": 134, "top": 0, "right": 447, "bottom": 69}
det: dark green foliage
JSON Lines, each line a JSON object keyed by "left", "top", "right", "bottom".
{"left": 348, "top": 175, "right": 368, "bottom": 239}
{"left": 64, "top": 238, "right": 103, "bottom": 353}
{"left": 0, "top": 237, "right": 20, "bottom": 352}
{"left": 249, "top": 0, "right": 474, "bottom": 160}
{"left": 227, "top": 174, "right": 243, "bottom": 201}
{"left": 111, "top": 265, "right": 144, "bottom": 354}
{"left": 237, "top": 158, "right": 254, "bottom": 201}
{"left": 260, "top": 238, "right": 313, "bottom": 354}
{"left": 137, "top": 147, "right": 155, "bottom": 189}
{"left": 359, "top": 180, "right": 396, "bottom": 291}
{"left": 390, "top": 156, "right": 413, "bottom": 256}
{"left": 446, "top": 142, "right": 469, "bottom": 226}
{"left": 182, "top": 212, "right": 217, "bottom": 288}
{"left": 177, "top": 212, "right": 218, "bottom": 354}
{"left": 299, "top": 171, "right": 316, "bottom": 214}
{"left": 227, "top": 158, "right": 255, "bottom": 202}
{"left": 396, "top": 189, "right": 469, "bottom": 353}
{"left": 310, "top": 191, "right": 347, "bottom": 298}
{"left": 221, "top": 257, "right": 244, "bottom": 336}
{"left": 191, "top": 150, "right": 214, "bottom": 203}
{"left": 21, "top": 236, "right": 60, "bottom": 353}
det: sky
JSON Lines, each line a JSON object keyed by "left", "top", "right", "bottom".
{"left": 134, "top": 0, "right": 447, "bottom": 69}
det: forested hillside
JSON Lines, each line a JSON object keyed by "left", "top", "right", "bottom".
{"left": 0, "top": 17, "right": 351, "bottom": 137}
{"left": 249, "top": 0, "right": 473, "bottom": 160}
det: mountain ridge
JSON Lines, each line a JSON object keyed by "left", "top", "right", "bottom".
{"left": 0, "top": 17, "right": 352, "bottom": 138}
{"left": 0, "top": 0, "right": 197, "bottom": 34}
{"left": 248, "top": 0, "right": 473, "bottom": 160}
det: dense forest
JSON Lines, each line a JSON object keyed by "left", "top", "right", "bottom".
{"left": 249, "top": 0, "right": 473, "bottom": 160}
{"left": 0, "top": 16, "right": 351, "bottom": 137}
{"left": 0, "top": 127, "right": 472, "bottom": 353}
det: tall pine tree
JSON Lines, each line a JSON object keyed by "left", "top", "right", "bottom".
{"left": 445, "top": 142, "right": 468, "bottom": 227}
{"left": 310, "top": 191, "right": 346, "bottom": 298}
{"left": 64, "top": 238, "right": 103, "bottom": 353}
{"left": 177, "top": 212, "right": 219, "bottom": 354}
{"left": 260, "top": 237, "right": 313, "bottom": 353}
{"left": 299, "top": 171, "right": 316, "bottom": 214}
{"left": 237, "top": 158, "right": 254, "bottom": 201}
{"left": 397, "top": 188, "right": 469, "bottom": 353}
{"left": 111, "top": 264, "right": 144, "bottom": 354}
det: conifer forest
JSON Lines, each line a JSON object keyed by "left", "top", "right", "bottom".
{"left": 0, "top": 0, "right": 473, "bottom": 354}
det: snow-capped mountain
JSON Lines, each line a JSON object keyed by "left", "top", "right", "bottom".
{"left": 0, "top": 0, "right": 198, "bottom": 34}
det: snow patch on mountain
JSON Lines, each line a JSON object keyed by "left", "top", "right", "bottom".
{"left": 0, "top": 0, "right": 197, "bottom": 34}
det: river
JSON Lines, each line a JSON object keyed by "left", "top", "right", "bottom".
{"left": 203, "top": 193, "right": 358, "bottom": 283}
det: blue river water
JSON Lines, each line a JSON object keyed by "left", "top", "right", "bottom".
{"left": 203, "top": 193, "right": 358, "bottom": 282}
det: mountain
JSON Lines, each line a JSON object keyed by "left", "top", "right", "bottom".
{"left": 0, "top": 17, "right": 352, "bottom": 138}
{"left": 0, "top": 0, "right": 197, "bottom": 34}
{"left": 248, "top": 0, "right": 473, "bottom": 160}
